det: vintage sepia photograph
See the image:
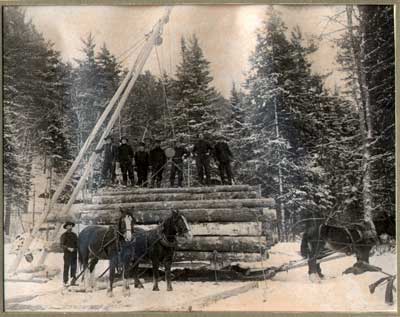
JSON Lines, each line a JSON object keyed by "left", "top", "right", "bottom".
{"left": 3, "top": 4, "right": 396, "bottom": 312}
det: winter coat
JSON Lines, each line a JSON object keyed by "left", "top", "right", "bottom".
{"left": 118, "top": 144, "right": 134, "bottom": 163}
{"left": 135, "top": 150, "right": 149, "bottom": 168}
{"left": 149, "top": 146, "right": 167, "bottom": 167}
{"left": 60, "top": 231, "right": 78, "bottom": 252}
{"left": 173, "top": 146, "right": 189, "bottom": 162}
{"left": 193, "top": 140, "right": 213, "bottom": 158}
{"left": 96, "top": 143, "right": 118, "bottom": 164}
{"left": 214, "top": 141, "right": 233, "bottom": 163}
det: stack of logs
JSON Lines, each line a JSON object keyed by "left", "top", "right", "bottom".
{"left": 52, "top": 185, "right": 275, "bottom": 265}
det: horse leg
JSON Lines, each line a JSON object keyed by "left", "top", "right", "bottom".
{"left": 316, "top": 263, "right": 324, "bottom": 279}
{"left": 107, "top": 258, "right": 115, "bottom": 297}
{"left": 152, "top": 260, "right": 160, "bottom": 291}
{"left": 89, "top": 258, "right": 98, "bottom": 290}
{"left": 356, "top": 246, "right": 371, "bottom": 264}
{"left": 122, "top": 267, "right": 131, "bottom": 297}
{"left": 308, "top": 242, "right": 322, "bottom": 283}
{"left": 133, "top": 265, "right": 144, "bottom": 289}
{"left": 165, "top": 258, "right": 173, "bottom": 291}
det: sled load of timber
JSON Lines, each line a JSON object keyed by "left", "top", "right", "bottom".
{"left": 48, "top": 185, "right": 275, "bottom": 266}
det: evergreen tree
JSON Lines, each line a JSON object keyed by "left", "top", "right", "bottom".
{"left": 3, "top": 7, "right": 73, "bottom": 233}
{"left": 172, "top": 35, "right": 220, "bottom": 139}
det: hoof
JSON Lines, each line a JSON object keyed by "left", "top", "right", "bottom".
{"left": 107, "top": 289, "right": 114, "bottom": 297}
{"left": 309, "top": 273, "right": 322, "bottom": 283}
{"left": 135, "top": 283, "right": 144, "bottom": 289}
{"left": 167, "top": 286, "right": 173, "bottom": 292}
{"left": 152, "top": 287, "right": 160, "bottom": 291}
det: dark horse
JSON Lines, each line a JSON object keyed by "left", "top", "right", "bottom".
{"left": 301, "top": 214, "right": 395, "bottom": 283}
{"left": 130, "top": 209, "right": 192, "bottom": 292}
{"left": 78, "top": 210, "right": 136, "bottom": 297}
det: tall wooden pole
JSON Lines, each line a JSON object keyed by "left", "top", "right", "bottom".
{"left": 9, "top": 7, "right": 173, "bottom": 274}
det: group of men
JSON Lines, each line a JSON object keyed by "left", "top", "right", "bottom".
{"left": 97, "top": 133, "right": 233, "bottom": 188}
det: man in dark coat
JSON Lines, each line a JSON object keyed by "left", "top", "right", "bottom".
{"left": 96, "top": 136, "right": 118, "bottom": 186}
{"left": 134, "top": 142, "right": 149, "bottom": 187}
{"left": 170, "top": 140, "right": 189, "bottom": 187}
{"left": 214, "top": 136, "right": 233, "bottom": 185}
{"left": 118, "top": 137, "right": 135, "bottom": 186}
{"left": 193, "top": 133, "right": 213, "bottom": 186}
{"left": 60, "top": 221, "right": 78, "bottom": 286}
{"left": 149, "top": 139, "right": 167, "bottom": 188}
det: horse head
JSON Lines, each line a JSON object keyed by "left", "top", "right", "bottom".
{"left": 118, "top": 208, "right": 136, "bottom": 241}
{"left": 169, "top": 209, "right": 193, "bottom": 240}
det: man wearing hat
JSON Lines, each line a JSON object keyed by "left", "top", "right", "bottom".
{"left": 214, "top": 135, "right": 233, "bottom": 185}
{"left": 149, "top": 139, "right": 167, "bottom": 188}
{"left": 193, "top": 133, "right": 213, "bottom": 186}
{"left": 60, "top": 221, "right": 78, "bottom": 286}
{"left": 95, "top": 135, "right": 118, "bottom": 187}
{"left": 170, "top": 139, "right": 189, "bottom": 187}
{"left": 118, "top": 137, "right": 135, "bottom": 186}
{"left": 134, "top": 142, "right": 149, "bottom": 187}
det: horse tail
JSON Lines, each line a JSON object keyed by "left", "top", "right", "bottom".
{"left": 300, "top": 233, "right": 309, "bottom": 258}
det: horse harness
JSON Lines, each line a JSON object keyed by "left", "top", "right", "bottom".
{"left": 88, "top": 225, "right": 131, "bottom": 260}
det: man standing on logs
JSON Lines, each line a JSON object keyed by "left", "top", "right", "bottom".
{"left": 60, "top": 221, "right": 78, "bottom": 287}
{"left": 134, "top": 142, "right": 149, "bottom": 187}
{"left": 150, "top": 139, "right": 167, "bottom": 188}
{"left": 193, "top": 133, "right": 213, "bottom": 186}
{"left": 170, "top": 139, "right": 189, "bottom": 187}
{"left": 214, "top": 135, "right": 234, "bottom": 185}
{"left": 118, "top": 137, "right": 135, "bottom": 186}
{"left": 96, "top": 135, "right": 118, "bottom": 187}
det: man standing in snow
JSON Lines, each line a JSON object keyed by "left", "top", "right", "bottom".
{"left": 60, "top": 221, "right": 78, "bottom": 286}
{"left": 170, "top": 139, "right": 189, "bottom": 187}
{"left": 149, "top": 139, "right": 167, "bottom": 188}
{"left": 118, "top": 137, "right": 135, "bottom": 186}
{"left": 134, "top": 142, "right": 149, "bottom": 187}
{"left": 96, "top": 136, "right": 118, "bottom": 187}
{"left": 214, "top": 135, "right": 233, "bottom": 185}
{"left": 193, "top": 133, "right": 213, "bottom": 186}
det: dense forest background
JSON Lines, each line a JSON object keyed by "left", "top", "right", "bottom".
{"left": 3, "top": 6, "right": 395, "bottom": 240}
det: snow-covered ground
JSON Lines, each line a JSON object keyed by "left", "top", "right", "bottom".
{"left": 4, "top": 242, "right": 397, "bottom": 312}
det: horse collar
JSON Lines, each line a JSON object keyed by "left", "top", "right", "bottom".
{"left": 157, "top": 227, "right": 177, "bottom": 248}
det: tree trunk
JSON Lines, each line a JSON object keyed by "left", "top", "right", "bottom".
{"left": 49, "top": 207, "right": 264, "bottom": 225}
{"left": 177, "top": 236, "right": 267, "bottom": 253}
{"left": 98, "top": 185, "right": 259, "bottom": 196}
{"left": 346, "top": 5, "right": 376, "bottom": 233}
{"left": 92, "top": 191, "right": 257, "bottom": 204}
{"left": 82, "top": 198, "right": 275, "bottom": 212}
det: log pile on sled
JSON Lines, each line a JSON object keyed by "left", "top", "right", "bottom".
{"left": 49, "top": 185, "right": 275, "bottom": 266}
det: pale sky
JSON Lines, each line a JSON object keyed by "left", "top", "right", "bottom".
{"left": 23, "top": 5, "right": 345, "bottom": 97}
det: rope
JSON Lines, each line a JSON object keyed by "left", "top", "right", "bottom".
{"left": 155, "top": 46, "right": 175, "bottom": 139}
{"left": 116, "top": 36, "right": 146, "bottom": 64}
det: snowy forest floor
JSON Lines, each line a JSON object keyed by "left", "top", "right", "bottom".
{"left": 4, "top": 242, "right": 397, "bottom": 312}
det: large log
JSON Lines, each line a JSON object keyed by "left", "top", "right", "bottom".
{"left": 98, "top": 185, "right": 260, "bottom": 196}
{"left": 176, "top": 236, "right": 267, "bottom": 253}
{"left": 82, "top": 198, "right": 275, "bottom": 212}
{"left": 91, "top": 191, "right": 257, "bottom": 204}
{"left": 174, "top": 251, "right": 264, "bottom": 263}
{"left": 46, "top": 236, "right": 267, "bottom": 254}
{"left": 49, "top": 208, "right": 264, "bottom": 225}
{"left": 134, "top": 222, "right": 263, "bottom": 236}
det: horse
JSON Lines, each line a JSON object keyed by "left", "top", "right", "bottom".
{"left": 130, "top": 209, "right": 192, "bottom": 292}
{"left": 78, "top": 210, "right": 136, "bottom": 297}
{"left": 300, "top": 214, "right": 396, "bottom": 283}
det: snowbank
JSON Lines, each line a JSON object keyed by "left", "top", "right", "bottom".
{"left": 4, "top": 242, "right": 397, "bottom": 312}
